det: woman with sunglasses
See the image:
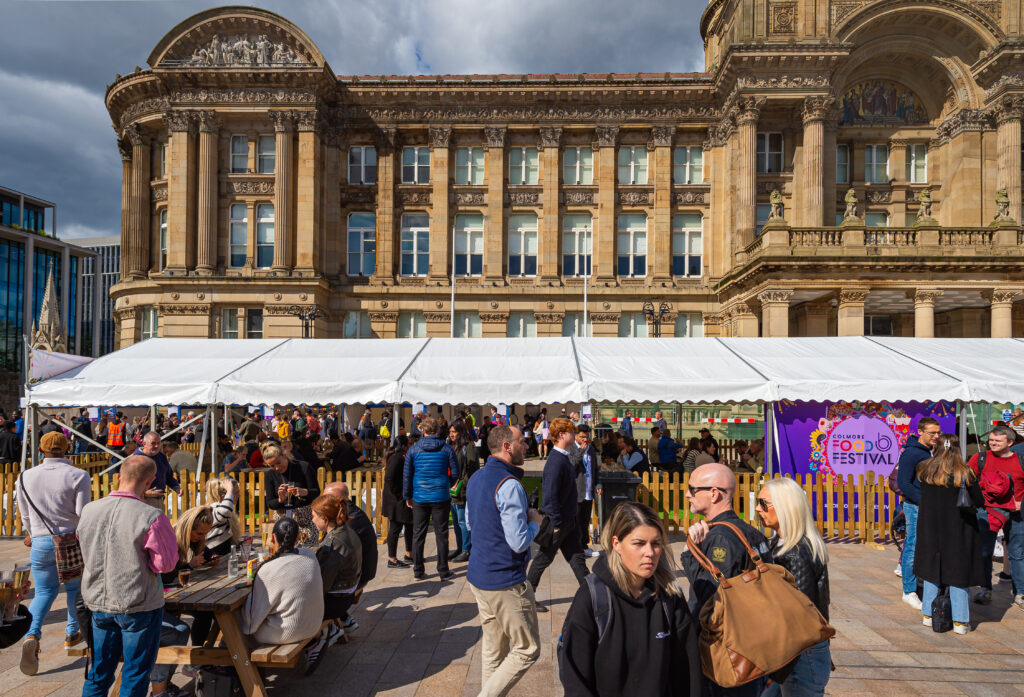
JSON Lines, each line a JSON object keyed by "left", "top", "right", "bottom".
{"left": 755, "top": 477, "right": 831, "bottom": 697}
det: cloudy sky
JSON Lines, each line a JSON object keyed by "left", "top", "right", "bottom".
{"left": 0, "top": 0, "right": 707, "bottom": 240}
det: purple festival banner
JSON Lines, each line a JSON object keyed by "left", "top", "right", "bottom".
{"left": 772, "top": 400, "right": 957, "bottom": 479}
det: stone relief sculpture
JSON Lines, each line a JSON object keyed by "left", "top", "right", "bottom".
{"left": 183, "top": 34, "right": 306, "bottom": 66}
{"left": 768, "top": 189, "right": 784, "bottom": 220}
{"left": 916, "top": 188, "right": 934, "bottom": 220}
{"left": 843, "top": 188, "right": 860, "bottom": 221}
{"left": 993, "top": 187, "right": 1014, "bottom": 223}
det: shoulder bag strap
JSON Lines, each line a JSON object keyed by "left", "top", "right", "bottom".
{"left": 585, "top": 573, "right": 613, "bottom": 643}
{"left": 16, "top": 475, "right": 55, "bottom": 535}
{"left": 707, "top": 520, "right": 770, "bottom": 573}
{"left": 684, "top": 533, "right": 729, "bottom": 587}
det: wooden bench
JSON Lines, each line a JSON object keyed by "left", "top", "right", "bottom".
{"left": 155, "top": 619, "right": 337, "bottom": 670}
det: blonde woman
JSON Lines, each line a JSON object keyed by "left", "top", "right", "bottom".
{"left": 755, "top": 477, "right": 831, "bottom": 697}
{"left": 205, "top": 477, "right": 243, "bottom": 557}
{"left": 262, "top": 441, "right": 320, "bottom": 544}
{"left": 559, "top": 501, "right": 702, "bottom": 697}
{"left": 172, "top": 506, "right": 216, "bottom": 571}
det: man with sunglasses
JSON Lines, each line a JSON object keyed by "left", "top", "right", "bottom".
{"left": 680, "top": 463, "right": 771, "bottom": 697}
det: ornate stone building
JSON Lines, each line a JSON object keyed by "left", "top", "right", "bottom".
{"left": 106, "top": 3, "right": 1024, "bottom": 344}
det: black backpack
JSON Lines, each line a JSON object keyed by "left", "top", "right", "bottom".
{"left": 930, "top": 587, "right": 953, "bottom": 633}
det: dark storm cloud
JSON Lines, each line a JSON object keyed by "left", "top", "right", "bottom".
{"left": 0, "top": 0, "right": 708, "bottom": 240}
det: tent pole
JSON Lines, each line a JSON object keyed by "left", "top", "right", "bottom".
{"left": 958, "top": 401, "right": 968, "bottom": 459}
{"left": 765, "top": 402, "right": 775, "bottom": 477}
{"left": 212, "top": 404, "right": 219, "bottom": 472}
{"left": 196, "top": 405, "right": 211, "bottom": 477}
{"left": 30, "top": 404, "right": 39, "bottom": 469}
{"left": 149, "top": 405, "right": 157, "bottom": 432}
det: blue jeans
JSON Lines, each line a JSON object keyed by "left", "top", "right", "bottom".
{"left": 900, "top": 502, "right": 919, "bottom": 595}
{"left": 706, "top": 678, "right": 765, "bottom": 697}
{"left": 978, "top": 509, "right": 1024, "bottom": 594}
{"left": 452, "top": 502, "right": 471, "bottom": 556}
{"left": 921, "top": 581, "right": 970, "bottom": 624}
{"left": 762, "top": 641, "right": 831, "bottom": 697}
{"left": 83, "top": 608, "right": 163, "bottom": 697}
{"left": 149, "top": 617, "right": 190, "bottom": 683}
{"left": 27, "top": 535, "right": 80, "bottom": 638}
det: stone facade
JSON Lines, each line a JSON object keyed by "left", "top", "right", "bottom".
{"left": 106, "top": 3, "right": 1024, "bottom": 343}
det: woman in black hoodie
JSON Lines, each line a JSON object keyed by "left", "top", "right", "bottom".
{"left": 559, "top": 501, "right": 702, "bottom": 697}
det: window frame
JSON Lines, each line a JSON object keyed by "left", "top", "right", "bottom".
{"left": 672, "top": 146, "right": 704, "bottom": 184}
{"left": 453, "top": 311, "right": 482, "bottom": 338}
{"left": 255, "top": 203, "right": 274, "bottom": 269}
{"left": 343, "top": 311, "right": 373, "bottom": 339}
{"left": 347, "top": 212, "right": 377, "bottom": 277}
{"left": 617, "top": 146, "right": 649, "bottom": 185}
{"left": 229, "top": 203, "right": 248, "bottom": 268}
{"left": 221, "top": 308, "right": 239, "bottom": 339}
{"left": 398, "top": 311, "right": 426, "bottom": 338}
{"left": 905, "top": 143, "right": 927, "bottom": 184}
{"left": 245, "top": 308, "right": 264, "bottom": 339}
{"left": 674, "top": 313, "right": 704, "bottom": 338}
{"left": 508, "top": 146, "right": 539, "bottom": 186}
{"left": 618, "top": 311, "right": 649, "bottom": 338}
{"left": 454, "top": 213, "right": 484, "bottom": 277}
{"left": 230, "top": 135, "right": 249, "bottom": 174}
{"left": 506, "top": 312, "right": 537, "bottom": 337}
{"left": 561, "top": 312, "right": 592, "bottom": 338}
{"left": 671, "top": 214, "right": 702, "bottom": 278}
{"left": 256, "top": 135, "right": 275, "bottom": 174}
{"left": 836, "top": 144, "right": 850, "bottom": 185}
{"left": 158, "top": 209, "right": 168, "bottom": 271}
{"left": 616, "top": 214, "right": 648, "bottom": 278}
{"left": 454, "top": 146, "right": 485, "bottom": 186}
{"left": 401, "top": 146, "right": 430, "bottom": 185}
{"left": 562, "top": 214, "right": 593, "bottom": 278}
{"left": 140, "top": 306, "right": 159, "bottom": 340}
{"left": 399, "top": 213, "right": 429, "bottom": 277}
{"left": 756, "top": 132, "right": 784, "bottom": 174}
{"left": 507, "top": 213, "right": 538, "bottom": 277}
{"left": 348, "top": 146, "right": 378, "bottom": 185}
{"left": 563, "top": 146, "right": 594, "bottom": 185}
{"left": 865, "top": 144, "right": 889, "bottom": 184}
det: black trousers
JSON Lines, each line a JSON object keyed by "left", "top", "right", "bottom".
{"left": 386, "top": 518, "right": 413, "bottom": 558}
{"left": 527, "top": 522, "right": 589, "bottom": 590}
{"left": 577, "top": 499, "right": 594, "bottom": 548}
{"left": 412, "top": 500, "right": 451, "bottom": 575}
{"left": 323, "top": 592, "right": 355, "bottom": 622}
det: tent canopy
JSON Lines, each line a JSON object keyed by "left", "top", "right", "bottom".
{"left": 26, "top": 336, "right": 1024, "bottom": 407}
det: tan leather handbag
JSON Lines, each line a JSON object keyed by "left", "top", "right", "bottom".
{"left": 687, "top": 521, "right": 835, "bottom": 687}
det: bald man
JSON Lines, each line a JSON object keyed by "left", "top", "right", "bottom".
{"left": 323, "top": 482, "right": 378, "bottom": 592}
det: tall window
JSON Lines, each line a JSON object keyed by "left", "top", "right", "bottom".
{"left": 509, "top": 147, "right": 539, "bottom": 186}
{"left": 673, "top": 146, "right": 704, "bottom": 184}
{"left": 616, "top": 214, "right": 647, "bottom": 277}
{"left": 454, "top": 213, "right": 484, "bottom": 276}
{"left": 454, "top": 312, "right": 481, "bottom": 338}
{"left": 398, "top": 311, "right": 426, "bottom": 338}
{"left": 618, "top": 312, "right": 648, "bottom": 338}
{"left": 507, "top": 312, "right": 537, "bottom": 337}
{"left": 140, "top": 306, "right": 158, "bottom": 340}
{"left": 671, "top": 214, "right": 702, "bottom": 277}
{"left": 756, "top": 133, "right": 784, "bottom": 173}
{"left": 617, "top": 146, "right": 649, "bottom": 185}
{"left": 508, "top": 213, "right": 538, "bottom": 276}
{"left": 230, "top": 135, "right": 248, "bottom": 173}
{"left": 865, "top": 144, "right": 889, "bottom": 184}
{"left": 246, "top": 309, "right": 264, "bottom": 339}
{"left": 905, "top": 143, "right": 927, "bottom": 183}
{"left": 402, "top": 146, "right": 430, "bottom": 184}
{"left": 563, "top": 146, "right": 593, "bottom": 185}
{"left": 561, "top": 312, "right": 592, "bottom": 338}
{"left": 400, "top": 213, "right": 429, "bottom": 277}
{"left": 865, "top": 212, "right": 889, "bottom": 227}
{"left": 221, "top": 309, "right": 239, "bottom": 339}
{"left": 154, "top": 144, "right": 166, "bottom": 178}
{"left": 836, "top": 144, "right": 850, "bottom": 184}
{"left": 229, "top": 203, "right": 247, "bottom": 268}
{"left": 256, "top": 204, "right": 274, "bottom": 268}
{"left": 347, "top": 212, "right": 376, "bottom": 276}
{"left": 158, "top": 210, "right": 168, "bottom": 271}
{"left": 348, "top": 146, "right": 377, "bottom": 184}
{"left": 562, "top": 213, "right": 592, "bottom": 277}
{"left": 455, "top": 147, "right": 484, "bottom": 185}
{"left": 674, "top": 313, "right": 704, "bottom": 337}
{"left": 343, "top": 311, "right": 372, "bottom": 339}
{"left": 257, "top": 135, "right": 275, "bottom": 174}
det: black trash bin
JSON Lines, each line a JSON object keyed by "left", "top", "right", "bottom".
{"left": 596, "top": 468, "right": 642, "bottom": 529}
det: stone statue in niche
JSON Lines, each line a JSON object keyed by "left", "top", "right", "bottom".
{"left": 993, "top": 187, "right": 1014, "bottom": 223}
{"left": 916, "top": 188, "right": 934, "bottom": 220}
{"left": 843, "top": 188, "right": 859, "bottom": 221}
{"left": 768, "top": 189, "right": 784, "bottom": 221}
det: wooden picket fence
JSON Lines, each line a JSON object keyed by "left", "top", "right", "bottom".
{"left": 636, "top": 471, "right": 898, "bottom": 544}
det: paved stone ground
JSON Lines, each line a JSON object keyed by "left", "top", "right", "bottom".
{"left": 0, "top": 534, "right": 1021, "bottom": 697}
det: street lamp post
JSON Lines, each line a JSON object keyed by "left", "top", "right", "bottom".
{"left": 642, "top": 300, "right": 671, "bottom": 337}
{"left": 287, "top": 305, "right": 324, "bottom": 338}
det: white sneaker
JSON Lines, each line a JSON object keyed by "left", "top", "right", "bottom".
{"left": 902, "top": 592, "right": 923, "bottom": 610}
{"left": 922, "top": 615, "right": 932, "bottom": 627}
{"left": 584, "top": 548, "right": 600, "bottom": 558}
{"left": 894, "top": 563, "right": 902, "bottom": 577}
{"left": 1014, "top": 594, "right": 1024, "bottom": 611}
{"left": 953, "top": 622, "right": 970, "bottom": 635}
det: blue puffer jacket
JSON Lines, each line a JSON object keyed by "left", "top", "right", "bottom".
{"left": 403, "top": 435, "right": 460, "bottom": 504}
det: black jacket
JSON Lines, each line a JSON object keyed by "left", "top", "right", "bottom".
{"left": 679, "top": 510, "right": 772, "bottom": 616}
{"left": 541, "top": 449, "right": 577, "bottom": 529}
{"left": 569, "top": 442, "right": 601, "bottom": 502}
{"left": 382, "top": 450, "right": 413, "bottom": 523}
{"left": 347, "top": 502, "right": 378, "bottom": 587}
{"left": 0, "top": 431, "right": 21, "bottom": 462}
{"left": 264, "top": 457, "right": 320, "bottom": 509}
{"left": 770, "top": 538, "right": 829, "bottom": 622}
{"left": 449, "top": 440, "right": 480, "bottom": 505}
{"left": 559, "top": 556, "right": 703, "bottom": 697}
{"left": 915, "top": 477, "right": 985, "bottom": 588}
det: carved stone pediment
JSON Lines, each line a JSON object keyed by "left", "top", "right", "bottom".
{"left": 342, "top": 187, "right": 377, "bottom": 205}
{"left": 617, "top": 189, "right": 653, "bottom": 206}
{"left": 451, "top": 189, "right": 487, "bottom": 205}
{"left": 560, "top": 189, "right": 597, "bottom": 205}
{"left": 505, "top": 189, "right": 542, "bottom": 206}
{"left": 225, "top": 178, "right": 275, "bottom": 195}
{"left": 157, "top": 304, "right": 211, "bottom": 315}
{"left": 398, "top": 188, "right": 432, "bottom": 206}
{"left": 673, "top": 188, "right": 707, "bottom": 206}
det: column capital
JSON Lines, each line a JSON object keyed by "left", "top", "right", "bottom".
{"left": 269, "top": 110, "right": 298, "bottom": 132}
{"left": 428, "top": 126, "right": 452, "bottom": 149}
{"left": 195, "top": 110, "right": 221, "bottom": 133}
{"left": 160, "top": 111, "right": 195, "bottom": 134}
{"left": 123, "top": 123, "right": 149, "bottom": 147}
{"left": 592, "top": 125, "right": 620, "bottom": 150}
{"left": 838, "top": 288, "right": 870, "bottom": 306}
{"left": 985, "top": 288, "right": 1024, "bottom": 305}
{"left": 757, "top": 289, "right": 794, "bottom": 306}
{"left": 649, "top": 125, "right": 676, "bottom": 148}
{"left": 889, "top": 138, "right": 909, "bottom": 148}
{"left": 539, "top": 126, "right": 563, "bottom": 150}
{"left": 736, "top": 97, "right": 767, "bottom": 125}
{"left": 295, "top": 109, "right": 320, "bottom": 132}
{"left": 484, "top": 126, "right": 507, "bottom": 150}
{"left": 801, "top": 96, "right": 835, "bottom": 124}
{"left": 908, "top": 289, "right": 943, "bottom": 306}
{"left": 993, "top": 95, "right": 1024, "bottom": 125}
{"left": 118, "top": 138, "right": 132, "bottom": 161}
{"left": 376, "top": 126, "right": 398, "bottom": 154}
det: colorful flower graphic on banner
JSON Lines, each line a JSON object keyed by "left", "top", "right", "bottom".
{"left": 809, "top": 401, "right": 912, "bottom": 480}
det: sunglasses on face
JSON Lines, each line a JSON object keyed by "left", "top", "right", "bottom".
{"left": 756, "top": 498, "right": 774, "bottom": 510}
{"left": 687, "top": 485, "right": 721, "bottom": 496}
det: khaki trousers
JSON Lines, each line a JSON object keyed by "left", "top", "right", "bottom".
{"left": 469, "top": 580, "right": 541, "bottom": 697}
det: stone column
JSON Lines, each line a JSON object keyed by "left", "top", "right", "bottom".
{"left": 996, "top": 97, "right": 1023, "bottom": 222}
{"left": 429, "top": 126, "right": 452, "bottom": 282}
{"left": 535, "top": 311, "right": 564, "bottom": 337}
{"left": 538, "top": 127, "right": 562, "bottom": 282}
{"left": 651, "top": 126, "right": 675, "bottom": 283}
{"left": 270, "top": 110, "right": 297, "bottom": 273}
{"left": 988, "top": 288, "right": 1022, "bottom": 338}
{"left": 837, "top": 289, "right": 869, "bottom": 336}
{"left": 195, "top": 111, "right": 219, "bottom": 275}
{"left": 163, "top": 111, "right": 196, "bottom": 275}
{"left": 369, "top": 311, "right": 399, "bottom": 339}
{"left": 118, "top": 138, "right": 132, "bottom": 281}
{"left": 910, "top": 289, "right": 943, "bottom": 338}
{"left": 323, "top": 131, "right": 342, "bottom": 278}
{"left": 594, "top": 126, "right": 619, "bottom": 283}
{"left": 801, "top": 301, "right": 831, "bottom": 337}
{"left": 374, "top": 127, "right": 397, "bottom": 279}
{"left": 589, "top": 312, "right": 621, "bottom": 338}
{"left": 734, "top": 98, "right": 764, "bottom": 253}
{"left": 758, "top": 289, "right": 794, "bottom": 337}
{"left": 801, "top": 97, "right": 832, "bottom": 227}
{"left": 423, "top": 311, "right": 450, "bottom": 338}
{"left": 889, "top": 138, "right": 907, "bottom": 185}
{"left": 731, "top": 301, "right": 760, "bottom": 337}
{"left": 124, "top": 124, "right": 151, "bottom": 279}
{"left": 295, "top": 110, "right": 320, "bottom": 276}
{"left": 484, "top": 126, "right": 507, "bottom": 282}
{"left": 481, "top": 312, "right": 509, "bottom": 338}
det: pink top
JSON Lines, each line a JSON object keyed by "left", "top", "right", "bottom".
{"left": 108, "top": 491, "right": 179, "bottom": 574}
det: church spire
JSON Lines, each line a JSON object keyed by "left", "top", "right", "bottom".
{"left": 31, "top": 263, "right": 66, "bottom": 353}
